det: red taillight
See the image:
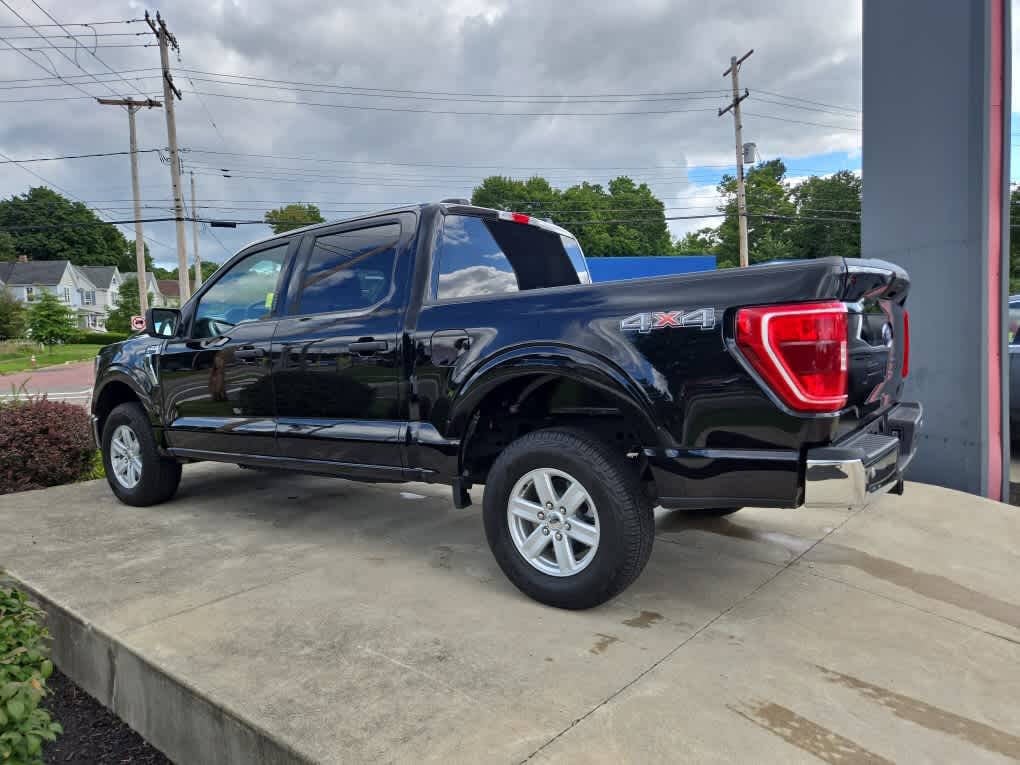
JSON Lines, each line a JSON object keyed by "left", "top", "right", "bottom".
{"left": 510, "top": 212, "right": 530, "bottom": 224}
{"left": 901, "top": 310, "right": 910, "bottom": 378}
{"left": 735, "top": 301, "right": 849, "bottom": 413}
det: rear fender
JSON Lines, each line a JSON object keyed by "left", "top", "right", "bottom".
{"left": 447, "top": 344, "right": 664, "bottom": 447}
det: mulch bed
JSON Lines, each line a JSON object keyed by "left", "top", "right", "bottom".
{"left": 43, "top": 668, "right": 171, "bottom": 764}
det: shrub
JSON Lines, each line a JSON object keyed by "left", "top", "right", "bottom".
{"left": 67, "top": 331, "right": 128, "bottom": 345}
{"left": 0, "top": 399, "right": 93, "bottom": 494}
{"left": 26, "top": 293, "right": 74, "bottom": 346}
{"left": 0, "top": 588, "right": 62, "bottom": 763}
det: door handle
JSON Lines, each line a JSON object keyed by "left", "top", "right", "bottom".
{"left": 349, "top": 340, "right": 388, "bottom": 354}
{"left": 234, "top": 346, "right": 265, "bottom": 360}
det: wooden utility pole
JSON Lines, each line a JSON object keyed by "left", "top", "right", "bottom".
{"left": 719, "top": 49, "right": 753, "bottom": 267}
{"left": 190, "top": 171, "right": 202, "bottom": 289}
{"left": 97, "top": 97, "right": 163, "bottom": 316}
{"left": 145, "top": 11, "right": 190, "bottom": 302}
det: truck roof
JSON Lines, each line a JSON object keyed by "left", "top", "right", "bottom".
{"left": 239, "top": 200, "right": 576, "bottom": 253}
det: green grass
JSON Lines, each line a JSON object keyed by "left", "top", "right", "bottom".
{"left": 0, "top": 343, "right": 103, "bottom": 375}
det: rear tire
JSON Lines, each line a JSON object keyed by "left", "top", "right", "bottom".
{"left": 102, "top": 402, "right": 181, "bottom": 507}
{"left": 483, "top": 428, "right": 654, "bottom": 609}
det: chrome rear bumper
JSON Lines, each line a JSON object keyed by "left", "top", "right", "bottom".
{"left": 804, "top": 402, "right": 922, "bottom": 508}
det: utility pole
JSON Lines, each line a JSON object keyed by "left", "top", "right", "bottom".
{"left": 97, "top": 97, "right": 163, "bottom": 316}
{"left": 719, "top": 49, "right": 753, "bottom": 267}
{"left": 145, "top": 11, "right": 190, "bottom": 302}
{"left": 190, "top": 171, "right": 202, "bottom": 289}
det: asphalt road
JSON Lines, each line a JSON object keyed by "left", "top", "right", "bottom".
{"left": 0, "top": 360, "right": 94, "bottom": 404}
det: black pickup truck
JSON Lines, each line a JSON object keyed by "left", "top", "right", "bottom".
{"left": 92, "top": 201, "right": 921, "bottom": 609}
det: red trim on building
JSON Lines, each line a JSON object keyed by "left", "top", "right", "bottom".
{"left": 986, "top": 0, "right": 1005, "bottom": 500}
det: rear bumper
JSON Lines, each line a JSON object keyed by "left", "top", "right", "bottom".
{"left": 803, "top": 402, "right": 923, "bottom": 508}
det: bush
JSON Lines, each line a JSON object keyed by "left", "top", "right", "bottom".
{"left": 67, "top": 331, "right": 128, "bottom": 345}
{"left": 0, "top": 400, "right": 93, "bottom": 494}
{"left": 0, "top": 588, "right": 62, "bottom": 763}
{"left": 26, "top": 293, "right": 74, "bottom": 346}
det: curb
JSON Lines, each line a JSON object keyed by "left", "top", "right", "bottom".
{"left": 2, "top": 573, "right": 315, "bottom": 765}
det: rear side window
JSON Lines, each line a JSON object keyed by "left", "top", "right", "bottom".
{"left": 297, "top": 224, "right": 400, "bottom": 314}
{"left": 433, "top": 215, "right": 583, "bottom": 301}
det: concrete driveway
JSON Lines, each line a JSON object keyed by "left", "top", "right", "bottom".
{"left": 0, "top": 464, "right": 1017, "bottom": 764}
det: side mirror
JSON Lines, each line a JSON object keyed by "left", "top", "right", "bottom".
{"left": 145, "top": 307, "right": 181, "bottom": 338}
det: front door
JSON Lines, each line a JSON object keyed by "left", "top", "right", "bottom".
{"left": 160, "top": 241, "right": 291, "bottom": 456}
{"left": 271, "top": 219, "right": 409, "bottom": 478}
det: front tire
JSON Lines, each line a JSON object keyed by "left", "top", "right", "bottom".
{"left": 483, "top": 428, "right": 654, "bottom": 609}
{"left": 102, "top": 402, "right": 181, "bottom": 507}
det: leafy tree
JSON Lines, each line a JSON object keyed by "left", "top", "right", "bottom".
{"left": 715, "top": 159, "right": 797, "bottom": 268}
{"left": 674, "top": 227, "right": 720, "bottom": 255}
{"left": 115, "top": 242, "right": 153, "bottom": 274}
{"left": 106, "top": 279, "right": 151, "bottom": 334}
{"left": 0, "top": 187, "right": 149, "bottom": 268}
{"left": 0, "top": 289, "right": 26, "bottom": 338}
{"left": 0, "top": 231, "right": 16, "bottom": 261}
{"left": 154, "top": 261, "right": 221, "bottom": 284}
{"left": 264, "top": 203, "right": 325, "bottom": 234}
{"left": 27, "top": 291, "right": 74, "bottom": 345}
{"left": 471, "top": 175, "right": 672, "bottom": 257}
{"left": 787, "top": 170, "right": 862, "bottom": 261}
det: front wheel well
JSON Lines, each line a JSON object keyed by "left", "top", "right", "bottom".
{"left": 459, "top": 375, "right": 657, "bottom": 496}
{"left": 93, "top": 381, "right": 142, "bottom": 439}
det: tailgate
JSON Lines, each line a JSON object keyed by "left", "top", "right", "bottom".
{"left": 840, "top": 260, "right": 911, "bottom": 434}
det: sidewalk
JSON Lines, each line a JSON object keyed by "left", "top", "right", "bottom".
{"left": 0, "top": 465, "right": 1017, "bottom": 763}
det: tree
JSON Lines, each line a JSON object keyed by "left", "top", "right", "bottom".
{"left": 106, "top": 279, "right": 151, "bottom": 334}
{"left": 264, "top": 203, "right": 325, "bottom": 234}
{"left": 154, "top": 261, "right": 221, "bottom": 284}
{"left": 0, "top": 289, "right": 25, "bottom": 338}
{"left": 0, "top": 231, "right": 15, "bottom": 261}
{"left": 0, "top": 187, "right": 147, "bottom": 268}
{"left": 674, "top": 227, "right": 720, "bottom": 255}
{"left": 115, "top": 242, "right": 154, "bottom": 274}
{"left": 27, "top": 290, "right": 74, "bottom": 345}
{"left": 715, "top": 159, "right": 796, "bottom": 268}
{"left": 471, "top": 175, "right": 672, "bottom": 257}
{"left": 787, "top": 170, "right": 862, "bottom": 261}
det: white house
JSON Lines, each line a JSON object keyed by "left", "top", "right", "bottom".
{"left": 121, "top": 271, "right": 170, "bottom": 307}
{"left": 0, "top": 259, "right": 109, "bottom": 330}
{"left": 77, "top": 266, "right": 122, "bottom": 315}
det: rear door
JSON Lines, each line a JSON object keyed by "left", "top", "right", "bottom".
{"left": 270, "top": 214, "right": 414, "bottom": 477}
{"left": 160, "top": 240, "right": 293, "bottom": 456}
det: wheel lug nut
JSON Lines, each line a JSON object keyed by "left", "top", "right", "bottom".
{"left": 542, "top": 527, "right": 550, "bottom": 535}
{"left": 545, "top": 502, "right": 553, "bottom": 509}
{"left": 555, "top": 532, "right": 563, "bottom": 540}
{"left": 537, "top": 511, "right": 545, "bottom": 520}
{"left": 565, "top": 523, "right": 571, "bottom": 530}
{"left": 559, "top": 507, "right": 565, "bottom": 513}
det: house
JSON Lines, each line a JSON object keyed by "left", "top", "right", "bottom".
{"left": 156, "top": 279, "right": 182, "bottom": 308}
{"left": 77, "top": 266, "right": 122, "bottom": 314}
{"left": 0, "top": 258, "right": 108, "bottom": 330}
{"left": 121, "top": 272, "right": 169, "bottom": 307}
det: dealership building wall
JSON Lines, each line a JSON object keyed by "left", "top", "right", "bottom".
{"left": 863, "top": 0, "right": 1011, "bottom": 499}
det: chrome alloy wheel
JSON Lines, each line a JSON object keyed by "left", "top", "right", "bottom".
{"left": 507, "top": 468, "right": 600, "bottom": 577}
{"left": 110, "top": 424, "right": 143, "bottom": 489}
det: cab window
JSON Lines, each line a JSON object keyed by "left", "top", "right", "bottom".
{"left": 432, "top": 215, "right": 583, "bottom": 301}
{"left": 295, "top": 224, "right": 400, "bottom": 315}
{"left": 191, "top": 244, "right": 288, "bottom": 339}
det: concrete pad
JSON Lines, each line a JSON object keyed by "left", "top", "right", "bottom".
{"left": 532, "top": 570, "right": 1020, "bottom": 765}
{"left": 797, "top": 482, "right": 1020, "bottom": 643}
{"left": 1, "top": 466, "right": 1018, "bottom": 763}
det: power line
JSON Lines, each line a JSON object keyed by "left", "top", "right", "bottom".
{"left": 0, "top": 19, "right": 140, "bottom": 28}
{"left": 28, "top": 0, "right": 150, "bottom": 99}
{"left": 0, "top": 148, "right": 162, "bottom": 163}
{"left": 742, "top": 111, "right": 862, "bottom": 131}
{"left": 0, "top": 0, "right": 133, "bottom": 103}
{"left": 755, "top": 89, "right": 861, "bottom": 116}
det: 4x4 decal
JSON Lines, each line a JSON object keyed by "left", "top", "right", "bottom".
{"left": 620, "top": 308, "right": 716, "bottom": 334}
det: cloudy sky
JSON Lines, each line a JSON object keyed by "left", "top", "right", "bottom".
{"left": 0, "top": 1, "right": 1005, "bottom": 269}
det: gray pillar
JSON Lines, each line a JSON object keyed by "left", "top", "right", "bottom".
{"left": 863, "top": 0, "right": 1011, "bottom": 500}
